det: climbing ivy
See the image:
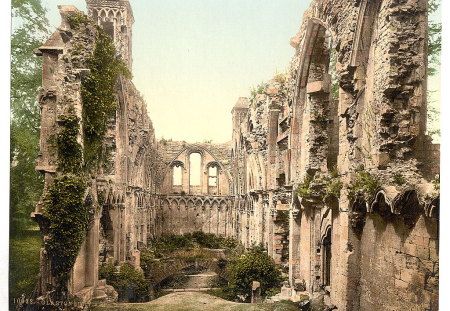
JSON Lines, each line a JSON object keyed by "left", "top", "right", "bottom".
{"left": 81, "top": 23, "right": 130, "bottom": 170}
{"left": 42, "top": 12, "right": 131, "bottom": 295}
{"left": 57, "top": 114, "right": 83, "bottom": 174}
{"left": 66, "top": 12, "right": 90, "bottom": 30}
{"left": 43, "top": 175, "right": 88, "bottom": 288}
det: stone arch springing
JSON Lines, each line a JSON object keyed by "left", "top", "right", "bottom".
{"left": 294, "top": 18, "right": 340, "bottom": 174}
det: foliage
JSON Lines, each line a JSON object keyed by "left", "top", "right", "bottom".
{"left": 427, "top": 0, "right": 441, "bottom": 142}
{"left": 250, "top": 82, "right": 266, "bottom": 99}
{"left": 428, "top": 0, "right": 441, "bottom": 76}
{"left": 227, "top": 245, "right": 283, "bottom": 300}
{"left": 296, "top": 169, "right": 343, "bottom": 200}
{"left": 432, "top": 174, "right": 440, "bottom": 192}
{"left": 81, "top": 25, "right": 131, "bottom": 170}
{"left": 66, "top": 12, "right": 91, "bottom": 30}
{"left": 273, "top": 72, "right": 287, "bottom": 85}
{"left": 9, "top": 230, "right": 42, "bottom": 309}
{"left": 43, "top": 175, "right": 88, "bottom": 287}
{"left": 57, "top": 114, "right": 83, "bottom": 174}
{"left": 296, "top": 173, "right": 314, "bottom": 197}
{"left": 100, "top": 262, "right": 149, "bottom": 302}
{"left": 147, "top": 232, "right": 239, "bottom": 258}
{"left": 346, "top": 170, "right": 381, "bottom": 203}
{"left": 140, "top": 247, "right": 158, "bottom": 274}
{"left": 392, "top": 173, "right": 407, "bottom": 186}
{"left": 10, "top": 0, "right": 49, "bottom": 233}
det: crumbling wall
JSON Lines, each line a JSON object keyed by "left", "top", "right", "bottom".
{"left": 32, "top": 5, "right": 164, "bottom": 302}
{"left": 230, "top": 0, "right": 439, "bottom": 310}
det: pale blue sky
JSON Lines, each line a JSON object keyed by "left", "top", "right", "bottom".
{"left": 43, "top": 0, "right": 310, "bottom": 143}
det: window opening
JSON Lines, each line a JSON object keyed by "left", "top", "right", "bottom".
{"left": 208, "top": 166, "right": 218, "bottom": 186}
{"left": 189, "top": 153, "right": 201, "bottom": 186}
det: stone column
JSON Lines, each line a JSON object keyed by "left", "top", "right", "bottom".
{"left": 289, "top": 206, "right": 301, "bottom": 287}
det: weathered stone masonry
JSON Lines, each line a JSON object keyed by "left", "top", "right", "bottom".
{"left": 33, "top": 0, "right": 439, "bottom": 310}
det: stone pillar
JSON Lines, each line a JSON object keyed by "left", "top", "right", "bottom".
{"left": 251, "top": 281, "right": 262, "bottom": 303}
{"left": 289, "top": 207, "right": 301, "bottom": 287}
{"left": 268, "top": 208, "right": 276, "bottom": 259}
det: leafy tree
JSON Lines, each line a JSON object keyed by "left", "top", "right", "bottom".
{"left": 10, "top": 0, "right": 49, "bottom": 233}
{"left": 228, "top": 245, "right": 283, "bottom": 301}
{"left": 428, "top": 0, "right": 441, "bottom": 76}
{"left": 427, "top": 0, "right": 441, "bottom": 140}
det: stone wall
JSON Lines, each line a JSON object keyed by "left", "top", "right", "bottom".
{"left": 32, "top": 0, "right": 440, "bottom": 309}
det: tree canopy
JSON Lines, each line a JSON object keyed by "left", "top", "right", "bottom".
{"left": 10, "top": 0, "right": 49, "bottom": 232}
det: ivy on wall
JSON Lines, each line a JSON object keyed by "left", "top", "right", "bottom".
{"left": 43, "top": 175, "right": 88, "bottom": 287}
{"left": 81, "top": 25, "right": 130, "bottom": 170}
{"left": 57, "top": 114, "right": 83, "bottom": 174}
{"left": 42, "top": 12, "right": 130, "bottom": 294}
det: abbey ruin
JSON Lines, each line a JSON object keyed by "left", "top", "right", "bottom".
{"left": 31, "top": 0, "right": 440, "bottom": 310}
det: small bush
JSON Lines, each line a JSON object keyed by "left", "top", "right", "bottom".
{"left": 99, "top": 262, "right": 148, "bottom": 302}
{"left": 297, "top": 173, "right": 314, "bottom": 197}
{"left": 347, "top": 170, "right": 381, "bottom": 202}
{"left": 393, "top": 173, "right": 407, "bottom": 186}
{"left": 227, "top": 245, "right": 283, "bottom": 301}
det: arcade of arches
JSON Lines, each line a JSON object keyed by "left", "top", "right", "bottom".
{"left": 32, "top": 0, "right": 439, "bottom": 310}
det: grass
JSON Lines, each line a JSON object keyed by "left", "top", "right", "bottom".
{"left": 92, "top": 292, "right": 299, "bottom": 311}
{"left": 9, "top": 228, "right": 42, "bottom": 306}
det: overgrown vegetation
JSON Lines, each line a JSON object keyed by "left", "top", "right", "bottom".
{"left": 250, "top": 82, "right": 266, "bottom": 100}
{"left": 227, "top": 245, "right": 283, "bottom": 301}
{"left": 392, "top": 173, "right": 407, "bottom": 186}
{"left": 99, "top": 262, "right": 149, "bottom": 302}
{"left": 43, "top": 176, "right": 89, "bottom": 288}
{"left": 79, "top": 15, "right": 131, "bottom": 170}
{"left": 346, "top": 170, "right": 381, "bottom": 203}
{"left": 296, "top": 168, "right": 343, "bottom": 200}
{"left": 142, "top": 231, "right": 239, "bottom": 260}
{"left": 57, "top": 114, "right": 83, "bottom": 174}
{"left": 296, "top": 173, "right": 314, "bottom": 197}
{"left": 10, "top": 0, "right": 49, "bottom": 233}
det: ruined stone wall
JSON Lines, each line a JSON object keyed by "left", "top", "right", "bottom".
{"left": 32, "top": 0, "right": 440, "bottom": 309}
{"left": 230, "top": 0, "right": 439, "bottom": 310}
{"left": 32, "top": 5, "right": 165, "bottom": 301}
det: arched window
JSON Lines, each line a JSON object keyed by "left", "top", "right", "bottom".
{"left": 173, "top": 165, "right": 182, "bottom": 186}
{"left": 189, "top": 153, "right": 201, "bottom": 186}
{"left": 322, "top": 227, "right": 332, "bottom": 287}
{"left": 208, "top": 166, "right": 218, "bottom": 186}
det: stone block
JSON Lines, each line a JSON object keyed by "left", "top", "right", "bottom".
{"left": 306, "top": 81, "right": 330, "bottom": 94}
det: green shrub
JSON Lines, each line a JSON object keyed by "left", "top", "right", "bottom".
{"left": 296, "top": 173, "right": 314, "bottom": 197}
{"left": 227, "top": 245, "right": 283, "bottom": 300}
{"left": 347, "top": 170, "right": 381, "bottom": 202}
{"left": 392, "top": 173, "right": 407, "bottom": 186}
{"left": 100, "top": 262, "right": 148, "bottom": 302}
